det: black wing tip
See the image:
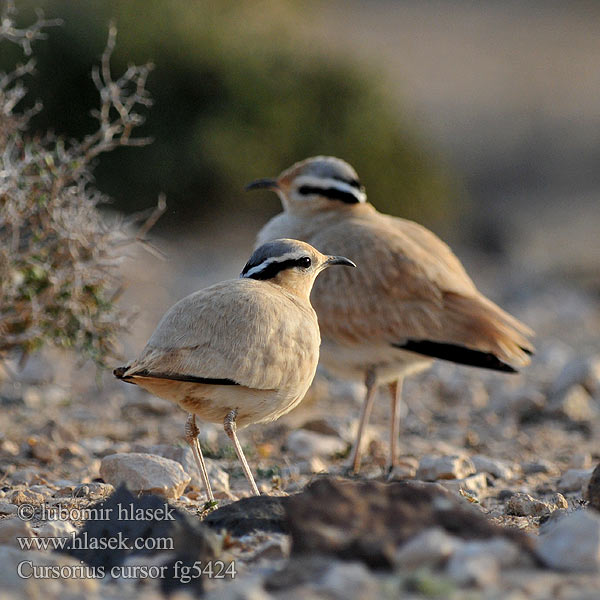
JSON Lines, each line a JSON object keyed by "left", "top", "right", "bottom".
{"left": 394, "top": 340, "right": 518, "bottom": 373}
{"left": 123, "top": 369, "right": 240, "bottom": 386}
{"left": 113, "top": 366, "right": 129, "bottom": 379}
{"left": 114, "top": 366, "right": 139, "bottom": 385}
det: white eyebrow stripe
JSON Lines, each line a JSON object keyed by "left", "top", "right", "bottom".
{"left": 242, "top": 251, "right": 304, "bottom": 278}
{"left": 295, "top": 175, "right": 366, "bottom": 203}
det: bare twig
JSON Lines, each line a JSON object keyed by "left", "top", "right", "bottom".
{"left": 0, "top": 8, "right": 159, "bottom": 367}
{"left": 0, "top": 1, "right": 62, "bottom": 55}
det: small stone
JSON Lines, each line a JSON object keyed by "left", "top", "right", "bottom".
{"left": 548, "top": 385, "right": 598, "bottom": 422}
{"left": 28, "top": 485, "right": 55, "bottom": 497}
{"left": 439, "top": 472, "right": 488, "bottom": 497}
{"left": 396, "top": 527, "right": 461, "bottom": 568}
{"left": 447, "top": 537, "right": 521, "bottom": 586}
{"left": 73, "top": 482, "right": 115, "bottom": 498}
{"left": 0, "top": 439, "right": 19, "bottom": 456}
{"left": 23, "top": 386, "right": 42, "bottom": 408}
{"left": 539, "top": 508, "right": 568, "bottom": 534}
{"left": 248, "top": 534, "right": 290, "bottom": 562}
{"left": 491, "top": 385, "right": 545, "bottom": 417}
{"left": 549, "top": 493, "right": 569, "bottom": 510}
{"left": 301, "top": 417, "right": 344, "bottom": 438}
{"left": 79, "top": 436, "right": 113, "bottom": 456}
{"left": 522, "top": 460, "right": 555, "bottom": 475}
{"left": 27, "top": 436, "right": 58, "bottom": 462}
{"left": 99, "top": 452, "right": 191, "bottom": 498}
{"left": 0, "top": 502, "right": 18, "bottom": 515}
{"left": 570, "top": 453, "right": 593, "bottom": 469}
{"left": 388, "top": 461, "right": 417, "bottom": 481}
{"left": 144, "top": 444, "right": 230, "bottom": 494}
{"left": 536, "top": 509, "right": 600, "bottom": 572}
{"left": 11, "top": 467, "right": 39, "bottom": 485}
{"left": 472, "top": 454, "right": 516, "bottom": 480}
{"left": 10, "top": 488, "right": 45, "bottom": 505}
{"left": 460, "top": 537, "right": 522, "bottom": 568}
{"left": 586, "top": 463, "right": 600, "bottom": 511}
{"left": 506, "top": 493, "right": 556, "bottom": 517}
{"left": 550, "top": 354, "right": 600, "bottom": 397}
{"left": 0, "top": 518, "right": 34, "bottom": 546}
{"left": 446, "top": 552, "right": 498, "bottom": 587}
{"left": 417, "top": 455, "right": 476, "bottom": 481}
{"left": 285, "top": 429, "right": 347, "bottom": 460}
{"left": 74, "top": 484, "right": 90, "bottom": 497}
{"left": 54, "top": 485, "right": 77, "bottom": 497}
{"left": 558, "top": 468, "right": 595, "bottom": 493}
{"left": 439, "top": 378, "right": 488, "bottom": 408}
{"left": 60, "top": 442, "right": 89, "bottom": 460}
{"left": 305, "top": 456, "right": 329, "bottom": 474}
{"left": 35, "top": 519, "right": 78, "bottom": 538}
{"left": 316, "top": 560, "right": 378, "bottom": 599}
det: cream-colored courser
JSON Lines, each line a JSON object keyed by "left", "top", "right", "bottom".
{"left": 248, "top": 156, "right": 535, "bottom": 473}
{"left": 114, "top": 238, "right": 355, "bottom": 498}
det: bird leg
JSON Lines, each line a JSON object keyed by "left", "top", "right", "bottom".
{"left": 388, "top": 377, "right": 404, "bottom": 471}
{"left": 224, "top": 409, "right": 260, "bottom": 496}
{"left": 185, "top": 414, "right": 214, "bottom": 502}
{"left": 349, "top": 368, "right": 377, "bottom": 474}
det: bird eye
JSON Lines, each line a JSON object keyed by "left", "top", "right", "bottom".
{"left": 298, "top": 256, "right": 311, "bottom": 268}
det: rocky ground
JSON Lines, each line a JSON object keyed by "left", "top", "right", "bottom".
{"left": 1, "top": 260, "right": 599, "bottom": 599}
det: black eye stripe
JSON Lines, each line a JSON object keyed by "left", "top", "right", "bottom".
{"left": 243, "top": 257, "right": 312, "bottom": 280}
{"left": 298, "top": 185, "right": 360, "bottom": 204}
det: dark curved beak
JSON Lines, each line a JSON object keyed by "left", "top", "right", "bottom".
{"left": 245, "top": 178, "right": 279, "bottom": 192}
{"left": 325, "top": 255, "right": 357, "bottom": 268}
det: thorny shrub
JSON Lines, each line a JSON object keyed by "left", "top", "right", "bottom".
{"left": 0, "top": 2, "right": 161, "bottom": 368}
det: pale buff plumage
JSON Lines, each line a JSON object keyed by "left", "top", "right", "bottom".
{"left": 259, "top": 204, "right": 533, "bottom": 377}
{"left": 248, "top": 156, "right": 535, "bottom": 472}
{"left": 115, "top": 238, "right": 355, "bottom": 497}
{"left": 121, "top": 278, "right": 321, "bottom": 427}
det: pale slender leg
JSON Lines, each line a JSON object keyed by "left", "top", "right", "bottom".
{"left": 388, "top": 377, "right": 404, "bottom": 471}
{"left": 349, "top": 369, "right": 377, "bottom": 474}
{"left": 224, "top": 409, "right": 259, "bottom": 496}
{"left": 185, "top": 414, "right": 214, "bottom": 502}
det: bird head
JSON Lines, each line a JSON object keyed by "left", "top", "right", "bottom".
{"left": 245, "top": 156, "right": 366, "bottom": 213}
{"left": 240, "top": 238, "right": 355, "bottom": 298}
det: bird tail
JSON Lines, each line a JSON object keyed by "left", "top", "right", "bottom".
{"left": 113, "top": 366, "right": 137, "bottom": 384}
{"left": 443, "top": 291, "right": 534, "bottom": 369}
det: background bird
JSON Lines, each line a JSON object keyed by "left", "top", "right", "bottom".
{"left": 247, "top": 156, "right": 535, "bottom": 473}
{"left": 114, "top": 238, "right": 355, "bottom": 498}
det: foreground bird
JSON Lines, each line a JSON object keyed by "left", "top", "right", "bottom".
{"left": 114, "top": 238, "right": 355, "bottom": 498}
{"left": 248, "top": 156, "right": 535, "bottom": 473}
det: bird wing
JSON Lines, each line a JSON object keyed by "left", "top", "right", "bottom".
{"left": 308, "top": 212, "right": 534, "bottom": 369}
{"left": 123, "top": 279, "right": 319, "bottom": 391}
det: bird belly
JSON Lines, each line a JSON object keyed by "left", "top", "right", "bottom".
{"left": 319, "top": 339, "right": 432, "bottom": 384}
{"left": 129, "top": 376, "right": 306, "bottom": 428}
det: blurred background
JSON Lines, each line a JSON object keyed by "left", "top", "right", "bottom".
{"left": 2, "top": 0, "right": 598, "bottom": 370}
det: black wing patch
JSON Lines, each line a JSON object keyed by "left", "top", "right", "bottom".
{"left": 113, "top": 367, "right": 240, "bottom": 386}
{"left": 393, "top": 340, "right": 518, "bottom": 373}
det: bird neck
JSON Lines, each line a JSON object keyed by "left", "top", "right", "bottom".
{"left": 284, "top": 199, "right": 376, "bottom": 218}
{"left": 268, "top": 272, "right": 315, "bottom": 302}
